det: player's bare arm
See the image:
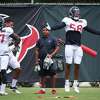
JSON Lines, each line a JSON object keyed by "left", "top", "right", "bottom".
{"left": 9, "top": 33, "right": 21, "bottom": 46}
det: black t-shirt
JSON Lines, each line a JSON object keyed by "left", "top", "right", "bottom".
{"left": 36, "top": 35, "right": 57, "bottom": 59}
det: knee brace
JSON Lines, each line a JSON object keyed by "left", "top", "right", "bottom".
{"left": 1, "top": 70, "right": 7, "bottom": 84}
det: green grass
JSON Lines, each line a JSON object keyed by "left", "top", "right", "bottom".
{"left": 0, "top": 87, "right": 100, "bottom": 100}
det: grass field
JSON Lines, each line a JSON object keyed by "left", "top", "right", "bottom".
{"left": 0, "top": 87, "right": 100, "bottom": 100}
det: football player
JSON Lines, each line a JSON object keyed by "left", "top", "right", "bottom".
{"left": 34, "top": 27, "right": 59, "bottom": 94}
{"left": 0, "top": 18, "right": 20, "bottom": 95}
{"left": 47, "top": 6, "right": 100, "bottom": 93}
{"left": 5, "top": 18, "right": 21, "bottom": 94}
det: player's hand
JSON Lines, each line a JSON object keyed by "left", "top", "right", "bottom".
{"left": 34, "top": 64, "right": 41, "bottom": 72}
{"left": 47, "top": 54, "right": 52, "bottom": 58}
{"left": 43, "top": 56, "right": 53, "bottom": 70}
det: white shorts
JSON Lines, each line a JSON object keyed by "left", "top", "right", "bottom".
{"left": 8, "top": 51, "right": 20, "bottom": 69}
{"left": 65, "top": 45, "right": 83, "bottom": 64}
{"left": 0, "top": 55, "right": 9, "bottom": 71}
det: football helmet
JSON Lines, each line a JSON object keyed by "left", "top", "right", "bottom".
{"left": 69, "top": 6, "right": 80, "bottom": 21}
{"left": 0, "top": 16, "right": 4, "bottom": 30}
{"left": 0, "top": 14, "right": 9, "bottom": 30}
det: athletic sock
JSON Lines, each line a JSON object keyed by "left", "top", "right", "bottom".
{"left": 0, "top": 84, "right": 6, "bottom": 93}
{"left": 74, "top": 80, "right": 79, "bottom": 86}
{"left": 65, "top": 80, "right": 69, "bottom": 85}
{"left": 11, "top": 79, "right": 17, "bottom": 88}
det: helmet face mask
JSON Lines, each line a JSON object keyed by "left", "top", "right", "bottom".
{"left": 69, "top": 6, "right": 80, "bottom": 21}
{"left": 0, "top": 14, "right": 9, "bottom": 30}
{"left": 0, "top": 17, "right": 4, "bottom": 30}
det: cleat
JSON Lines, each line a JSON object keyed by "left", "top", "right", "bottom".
{"left": 65, "top": 85, "right": 70, "bottom": 92}
{"left": 34, "top": 90, "right": 46, "bottom": 94}
{"left": 64, "top": 83, "right": 70, "bottom": 92}
{"left": 73, "top": 82, "right": 80, "bottom": 93}
{"left": 10, "top": 87, "right": 21, "bottom": 94}
{"left": 0, "top": 91, "right": 8, "bottom": 96}
{"left": 73, "top": 86, "right": 79, "bottom": 93}
{"left": 12, "top": 89, "right": 21, "bottom": 94}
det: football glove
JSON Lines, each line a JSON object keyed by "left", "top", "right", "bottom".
{"left": 43, "top": 56, "right": 53, "bottom": 70}
{"left": 34, "top": 64, "right": 41, "bottom": 72}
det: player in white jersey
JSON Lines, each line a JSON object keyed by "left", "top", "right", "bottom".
{"left": 46, "top": 6, "right": 100, "bottom": 93}
{"left": 5, "top": 19, "right": 21, "bottom": 94}
{"left": 0, "top": 18, "right": 20, "bottom": 95}
{"left": 8, "top": 40, "right": 21, "bottom": 94}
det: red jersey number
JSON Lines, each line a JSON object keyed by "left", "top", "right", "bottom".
{"left": 70, "top": 24, "right": 83, "bottom": 32}
{"left": 0, "top": 34, "right": 5, "bottom": 43}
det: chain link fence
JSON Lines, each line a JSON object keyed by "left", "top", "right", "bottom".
{"left": 0, "top": 0, "right": 100, "bottom": 4}
{"left": 0, "top": 0, "right": 30, "bottom": 3}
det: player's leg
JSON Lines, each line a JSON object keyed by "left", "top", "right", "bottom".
{"left": 8, "top": 52, "right": 21, "bottom": 94}
{"left": 65, "top": 64, "right": 71, "bottom": 92}
{"left": 35, "top": 58, "right": 56, "bottom": 94}
{"left": 40, "top": 75, "right": 46, "bottom": 91}
{"left": 50, "top": 73, "right": 57, "bottom": 94}
{"left": 0, "top": 56, "right": 9, "bottom": 95}
{"left": 40, "top": 75, "right": 46, "bottom": 88}
{"left": 11, "top": 68, "right": 21, "bottom": 87}
{"left": 0, "top": 72, "right": 2, "bottom": 90}
{"left": 73, "top": 46, "right": 83, "bottom": 93}
{"left": 48, "top": 63, "right": 57, "bottom": 94}
{"left": 10, "top": 68, "right": 21, "bottom": 94}
{"left": 64, "top": 45, "right": 73, "bottom": 92}
{"left": 73, "top": 64, "right": 80, "bottom": 93}
{"left": 34, "top": 60, "right": 46, "bottom": 94}
{"left": 74, "top": 64, "right": 79, "bottom": 80}
{"left": 34, "top": 75, "right": 46, "bottom": 94}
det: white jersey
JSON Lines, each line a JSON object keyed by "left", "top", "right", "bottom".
{"left": 62, "top": 17, "right": 87, "bottom": 33}
{"left": 0, "top": 27, "right": 13, "bottom": 55}
{"left": 62, "top": 17, "right": 85, "bottom": 64}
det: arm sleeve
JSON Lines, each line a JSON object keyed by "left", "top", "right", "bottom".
{"left": 51, "top": 22, "right": 66, "bottom": 31}
{"left": 84, "top": 26, "right": 100, "bottom": 35}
